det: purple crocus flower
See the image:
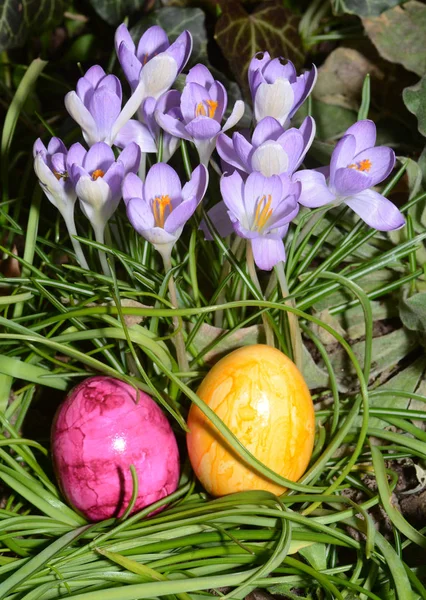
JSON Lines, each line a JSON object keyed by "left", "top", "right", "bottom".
{"left": 205, "top": 171, "right": 300, "bottom": 271}
{"left": 248, "top": 52, "right": 317, "bottom": 126}
{"left": 123, "top": 162, "right": 208, "bottom": 256}
{"left": 141, "top": 91, "right": 182, "bottom": 162}
{"left": 115, "top": 24, "right": 192, "bottom": 93}
{"left": 216, "top": 116, "right": 315, "bottom": 178}
{"left": 155, "top": 64, "right": 245, "bottom": 165}
{"left": 294, "top": 120, "right": 404, "bottom": 231}
{"left": 33, "top": 138, "right": 90, "bottom": 268}
{"left": 64, "top": 60, "right": 175, "bottom": 150}
{"left": 69, "top": 142, "right": 141, "bottom": 237}
{"left": 33, "top": 137, "right": 84, "bottom": 219}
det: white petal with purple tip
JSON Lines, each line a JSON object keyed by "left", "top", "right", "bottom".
{"left": 222, "top": 100, "right": 245, "bottom": 132}
{"left": 251, "top": 142, "right": 289, "bottom": 177}
{"left": 254, "top": 79, "right": 294, "bottom": 126}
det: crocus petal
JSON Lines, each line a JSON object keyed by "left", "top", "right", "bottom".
{"left": 164, "top": 196, "right": 198, "bottom": 234}
{"left": 162, "top": 132, "right": 181, "bottom": 163}
{"left": 64, "top": 92, "right": 98, "bottom": 146}
{"left": 297, "top": 116, "right": 316, "bottom": 168}
{"left": 166, "top": 30, "right": 192, "bottom": 74}
{"left": 186, "top": 63, "right": 215, "bottom": 87}
{"left": 345, "top": 119, "right": 376, "bottom": 154}
{"left": 114, "top": 119, "right": 157, "bottom": 153}
{"left": 126, "top": 197, "right": 155, "bottom": 232}
{"left": 201, "top": 201, "right": 234, "bottom": 240}
{"left": 140, "top": 53, "right": 178, "bottom": 99}
{"left": 103, "top": 162, "right": 125, "bottom": 201}
{"left": 275, "top": 129, "right": 304, "bottom": 174}
{"left": 329, "top": 134, "right": 356, "bottom": 185}
{"left": 137, "top": 25, "right": 169, "bottom": 63}
{"left": 66, "top": 143, "right": 86, "bottom": 170}
{"left": 263, "top": 57, "right": 297, "bottom": 84}
{"left": 232, "top": 132, "right": 253, "bottom": 171}
{"left": 117, "top": 42, "right": 142, "bottom": 90}
{"left": 115, "top": 23, "right": 136, "bottom": 54}
{"left": 85, "top": 65, "right": 106, "bottom": 87}
{"left": 252, "top": 117, "right": 283, "bottom": 146}
{"left": 254, "top": 79, "right": 294, "bottom": 126}
{"left": 208, "top": 81, "right": 227, "bottom": 123}
{"left": 334, "top": 168, "right": 372, "bottom": 196}
{"left": 76, "top": 176, "right": 111, "bottom": 220}
{"left": 111, "top": 54, "right": 178, "bottom": 143}
{"left": 244, "top": 171, "right": 283, "bottom": 219}
{"left": 351, "top": 146, "right": 395, "bottom": 185}
{"left": 69, "top": 164, "right": 86, "bottom": 187}
{"left": 248, "top": 51, "right": 271, "bottom": 94}
{"left": 294, "top": 169, "right": 336, "bottom": 208}
{"left": 34, "top": 154, "right": 64, "bottom": 201}
{"left": 33, "top": 138, "right": 47, "bottom": 157}
{"left": 142, "top": 96, "right": 159, "bottom": 138}
{"left": 222, "top": 100, "right": 245, "bottom": 132}
{"left": 117, "top": 142, "right": 141, "bottom": 174}
{"left": 251, "top": 237, "right": 286, "bottom": 271}
{"left": 185, "top": 117, "right": 221, "bottom": 141}
{"left": 155, "top": 111, "right": 191, "bottom": 141}
{"left": 98, "top": 74, "right": 122, "bottom": 101}
{"left": 220, "top": 170, "right": 245, "bottom": 218}
{"left": 216, "top": 133, "right": 245, "bottom": 172}
{"left": 89, "top": 88, "right": 122, "bottom": 142}
{"left": 83, "top": 143, "right": 115, "bottom": 174}
{"left": 251, "top": 142, "right": 289, "bottom": 177}
{"left": 122, "top": 172, "right": 143, "bottom": 205}
{"left": 345, "top": 189, "right": 405, "bottom": 231}
{"left": 47, "top": 137, "right": 67, "bottom": 156}
{"left": 51, "top": 153, "right": 66, "bottom": 174}
{"left": 182, "top": 164, "right": 209, "bottom": 204}
{"left": 145, "top": 162, "right": 182, "bottom": 203}
{"left": 290, "top": 65, "right": 317, "bottom": 117}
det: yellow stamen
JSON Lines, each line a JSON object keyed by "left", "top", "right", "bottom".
{"left": 253, "top": 195, "right": 273, "bottom": 232}
{"left": 348, "top": 158, "right": 372, "bottom": 172}
{"left": 92, "top": 169, "right": 105, "bottom": 180}
{"left": 195, "top": 102, "right": 207, "bottom": 117}
{"left": 152, "top": 195, "right": 172, "bottom": 228}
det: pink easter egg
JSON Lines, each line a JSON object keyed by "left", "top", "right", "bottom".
{"left": 51, "top": 376, "right": 180, "bottom": 521}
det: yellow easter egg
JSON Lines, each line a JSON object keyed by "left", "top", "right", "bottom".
{"left": 187, "top": 344, "right": 315, "bottom": 496}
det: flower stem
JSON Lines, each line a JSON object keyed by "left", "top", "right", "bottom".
{"left": 138, "top": 153, "right": 147, "bottom": 180}
{"left": 246, "top": 241, "right": 274, "bottom": 347}
{"left": 161, "top": 251, "right": 190, "bottom": 374}
{"left": 93, "top": 222, "right": 110, "bottom": 277}
{"left": 65, "top": 214, "right": 89, "bottom": 270}
{"left": 275, "top": 260, "right": 304, "bottom": 373}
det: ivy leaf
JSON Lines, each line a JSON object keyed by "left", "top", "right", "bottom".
{"left": 88, "top": 0, "right": 148, "bottom": 26}
{"left": 332, "top": 0, "right": 407, "bottom": 17}
{"left": 363, "top": 1, "right": 426, "bottom": 77}
{"left": 131, "top": 7, "right": 207, "bottom": 66}
{"left": 403, "top": 75, "right": 426, "bottom": 137}
{"left": 215, "top": 0, "right": 304, "bottom": 96}
{"left": 0, "top": 0, "right": 64, "bottom": 51}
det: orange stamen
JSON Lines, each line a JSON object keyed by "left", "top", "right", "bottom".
{"left": 92, "top": 169, "right": 105, "bottom": 180}
{"left": 195, "top": 102, "right": 207, "bottom": 117}
{"left": 53, "top": 171, "right": 68, "bottom": 181}
{"left": 253, "top": 195, "right": 273, "bottom": 232}
{"left": 152, "top": 195, "right": 172, "bottom": 228}
{"left": 348, "top": 158, "right": 372, "bottom": 172}
{"left": 206, "top": 100, "right": 218, "bottom": 119}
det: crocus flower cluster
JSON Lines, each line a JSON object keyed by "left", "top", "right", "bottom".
{"left": 33, "top": 21, "right": 405, "bottom": 276}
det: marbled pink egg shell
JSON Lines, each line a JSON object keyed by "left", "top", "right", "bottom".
{"left": 51, "top": 376, "right": 180, "bottom": 522}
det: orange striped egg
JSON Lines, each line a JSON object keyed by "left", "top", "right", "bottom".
{"left": 187, "top": 345, "right": 315, "bottom": 496}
